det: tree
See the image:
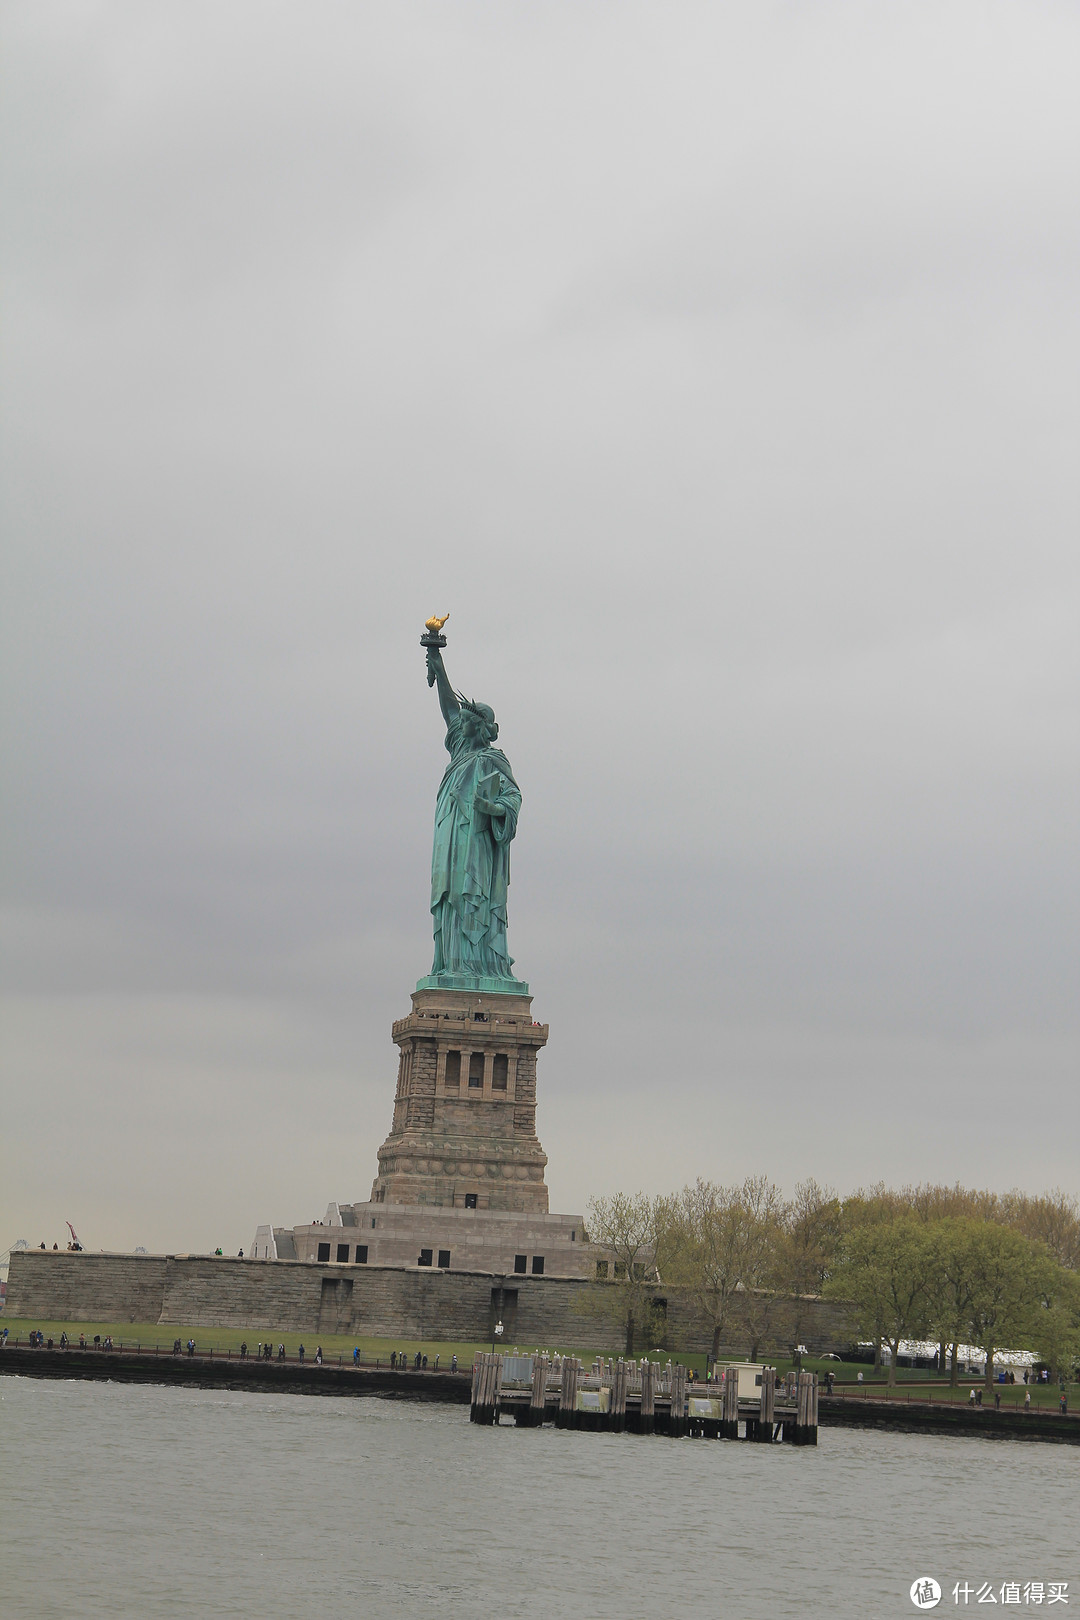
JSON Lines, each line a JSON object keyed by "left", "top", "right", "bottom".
{"left": 827, "top": 1217, "right": 934, "bottom": 1384}
{"left": 961, "top": 1223, "right": 1063, "bottom": 1391}
{"left": 585, "top": 1192, "right": 665, "bottom": 1355}
{"left": 1001, "top": 1189, "right": 1080, "bottom": 1272}
{"left": 659, "top": 1179, "right": 756, "bottom": 1363}
{"left": 1029, "top": 1265, "right": 1080, "bottom": 1379}
{"left": 732, "top": 1176, "right": 788, "bottom": 1361}
{"left": 924, "top": 1219, "right": 980, "bottom": 1386}
{"left": 784, "top": 1179, "right": 843, "bottom": 1293}
{"left": 778, "top": 1179, "right": 843, "bottom": 1351}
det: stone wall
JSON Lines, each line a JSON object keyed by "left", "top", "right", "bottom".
{"left": 5, "top": 1250, "right": 855, "bottom": 1356}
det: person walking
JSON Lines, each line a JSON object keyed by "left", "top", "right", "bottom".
{"left": 298, "top": 1344, "right": 305, "bottom": 1364}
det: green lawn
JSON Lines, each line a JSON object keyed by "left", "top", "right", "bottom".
{"left": 0, "top": 1318, "right": 608, "bottom": 1368}
{"left": 2, "top": 1320, "right": 1073, "bottom": 1410}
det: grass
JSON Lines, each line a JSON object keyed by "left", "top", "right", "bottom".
{"left": 0, "top": 1318, "right": 605, "bottom": 1368}
{"left": 2, "top": 1320, "right": 1074, "bottom": 1410}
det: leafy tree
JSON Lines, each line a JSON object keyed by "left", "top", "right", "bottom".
{"left": 1001, "top": 1189, "right": 1080, "bottom": 1272}
{"left": 827, "top": 1217, "right": 934, "bottom": 1384}
{"left": 784, "top": 1179, "right": 843, "bottom": 1293}
{"left": 659, "top": 1176, "right": 785, "bottom": 1363}
{"left": 1029, "top": 1265, "right": 1080, "bottom": 1379}
{"left": 924, "top": 1218, "right": 980, "bottom": 1386}
{"left": 960, "top": 1222, "right": 1062, "bottom": 1391}
{"left": 778, "top": 1179, "right": 843, "bottom": 1351}
{"left": 731, "top": 1175, "right": 788, "bottom": 1360}
{"left": 585, "top": 1192, "right": 666, "bottom": 1355}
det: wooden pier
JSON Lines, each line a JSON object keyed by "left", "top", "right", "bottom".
{"left": 469, "top": 1354, "right": 819, "bottom": 1445}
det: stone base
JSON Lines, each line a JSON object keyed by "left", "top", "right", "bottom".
{"left": 370, "top": 986, "right": 550, "bottom": 1214}
{"left": 254, "top": 1201, "right": 593, "bottom": 1279}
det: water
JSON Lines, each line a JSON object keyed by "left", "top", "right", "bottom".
{"left": 2, "top": 1375, "right": 1077, "bottom": 1618}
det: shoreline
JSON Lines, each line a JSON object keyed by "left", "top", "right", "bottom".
{"left": 3, "top": 1348, "right": 1077, "bottom": 1443}
{"left": 0, "top": 1346, "right": 471, "bottom": 1403}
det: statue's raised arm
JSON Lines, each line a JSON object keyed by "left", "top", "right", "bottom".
{"left": 426, "top": 646, "right": 459, "bottom": 728}
{"left": 422, "top": 613, "right": 459, "bottom": 727}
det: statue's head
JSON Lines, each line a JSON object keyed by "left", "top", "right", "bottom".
{"left": 457, "top": 695, "right": 498, "bottom": 746}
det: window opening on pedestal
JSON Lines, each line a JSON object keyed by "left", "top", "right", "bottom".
{"left": 464, "top": 1193, "right": 478, "bottom": 1209}
{"left": 355, "top": 1245, "right": 368, "bottom": 1264}
{"left": 531, "top": 1256, "right": 545, "bottom": 1275}
{"left": 418, "top": 1248, "right": 433, "bottom": 1267}
{"left": 438, "top": 1250, "right": 451, "bottom": 1268}
{"left": 492, "top": 1053, "right": 508, "bottom": 1090}
{"left": 513, "top": 1254, "right": 527, "bottom": 1274}
{"left": 595, "top": 1259, "right": 609, "bottom": 1278}
{"left": 336, "top": 1243, "right": 350, "bottom": 1263}
{"left": 468, "top": 1052, "right": 484, "bottom": 1087}
{"left": 317, "top": 1243, "right": 331, "bottom": 1263}
{"left": 444, "top": 1050, "right": 461, "bottom": 1086}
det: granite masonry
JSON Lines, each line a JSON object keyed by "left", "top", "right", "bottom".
{"left": 252, "top": 984, "right": 597, "bottom": 1280}
{"left": 4, "top": 1249, "right": 854, "bottom": 1358}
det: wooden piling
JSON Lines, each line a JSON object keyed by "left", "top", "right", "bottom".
{"left": 469, "top": 1353, "right": 483, "bottom": 1423}
{"left": 492, "top": 1352, "right": 503, "bottom": 1423}
{"left": 528, "top": 1355, "right": 549, "bottom": 1427}
{"left": 789, "top": 1369, "right": 818, "bottom": 1446}
{"left": 757, "top": 1366, "right": 776, "bottom": 1441}
{"left": 470, "top": 1351, "right": 501, "bottom": 1426}
{"left": 610, "top": 1358, "right": 627, "bottom": 1434}
{"left": 556, "top": 1356, "right": 579, "bottom": 1429}
{"left": 669, "top": 1363, "right": 688, "bottom": 1438}
{"left": 640, "top": 1359, "right": 655, "bottom": 1435}
{"left": 721, "top": 1366, "right": 740, "bottom": 1438}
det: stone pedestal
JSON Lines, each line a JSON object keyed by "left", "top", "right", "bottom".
{"left": 370, "top": 987, "right": 549, "bottom": 1213}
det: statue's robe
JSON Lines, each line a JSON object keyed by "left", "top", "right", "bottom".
{"left": 429, "top": 711, "right": 521, "bottom": 982}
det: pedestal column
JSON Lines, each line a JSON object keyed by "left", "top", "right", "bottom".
{"left": 370, "top": 987, "right": 549, "bottom": 1213}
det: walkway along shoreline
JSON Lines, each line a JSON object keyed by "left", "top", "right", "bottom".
{"left": 2, "top": 1348, "right": 1076, "bottom": 1443}
{"left": 0, "top": 1346, "right": 472, "bottom": 1404}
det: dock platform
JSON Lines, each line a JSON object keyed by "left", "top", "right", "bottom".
{"left": 470, "top": 1354, "right": 819, "bottom": 1444}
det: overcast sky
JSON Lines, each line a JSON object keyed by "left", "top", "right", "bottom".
{"left": 2, "top": 1, "right": 1077, "bottom": 1259}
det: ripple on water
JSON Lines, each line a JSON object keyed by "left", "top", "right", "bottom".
{"left": 2, "top": 1375, "right": 1077, "bottom": 1620}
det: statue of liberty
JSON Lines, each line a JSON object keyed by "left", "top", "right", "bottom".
{"left": 416, "top": 617, "right": 528, "bottom": 994}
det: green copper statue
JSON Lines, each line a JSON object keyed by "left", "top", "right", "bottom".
{"left": 416, "top": 616, "right": 528, "bottom": 994}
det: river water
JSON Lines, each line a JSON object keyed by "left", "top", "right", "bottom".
{"left": 3, "top": 1375, "right": 1077, "bottom": 1619}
